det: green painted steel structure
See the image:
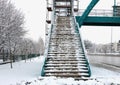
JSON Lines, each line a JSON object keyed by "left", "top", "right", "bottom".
{"left": 73, "top": 16, "right": 91, "bottom": 76}
{"left": 41, "top": 0, "right": 120, "bottom": 78}
{"left": 41, "top": 0, "right": 100, "bottom": 78}
{"left": 76, "top": 16, "right": 120, "bottom": 26}
{"left": 77, "top": 0, "right": 99, "bottom": 27}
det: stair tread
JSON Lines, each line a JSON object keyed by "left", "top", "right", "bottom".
{"left": 48, "top": 52, "right": 83, "bottom": 54}
{"left": 51, "top": 34, "right": 78, "bottom": 35}
{"left": 48, "top": 54, "right": 85, "bottom": 56}
{"left": 45, "top": 66, "right": 88, "bottom": 69}
{"left": 49, "top": 43, "right": 82, "bottom": 46}
{"left": 44, "top": 70, "right": 88, "bottom": 73}
{"left": 51, "top": 33, "right": 78, "bottom": 36}
{"left": 47, "top": 56, "right": 85, "bottom": 58}
{"left": 49, "top": 43, "right": 80, "bottom": 44}
{"left": 50, "top": 37, "right": 79, "bottom": 40}
{"left": 47, "top": 59, "right": 86, "bottom": 61}
{"left": 45, "top": 73, "right": 89, "bottom": 77}
{"left": 45, "top": 64, "right": 87, "bottom": 66}
{"left": 46, "top": 61, "right": 86, "bottom": 63}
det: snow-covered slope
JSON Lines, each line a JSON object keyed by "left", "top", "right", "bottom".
{"left": 0, "top": 56, "right": 120, "bottom": 85}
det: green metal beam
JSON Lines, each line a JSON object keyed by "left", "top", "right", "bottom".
{"left": 78, "top": 0, "right": 99, "bottom": 27}
{"left": 76, "top": 16, "right": 120, "bottom": 26}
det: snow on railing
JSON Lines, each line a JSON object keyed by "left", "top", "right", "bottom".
{"left": 72, "top": 10, "right": 91, "bottom": 76}
{"left": 41, "top": 8, "right": 56, "bottom": 76}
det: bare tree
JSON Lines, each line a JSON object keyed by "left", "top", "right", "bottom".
{"left": 0, "top": 0, "right": 25, "bottom": 68}
{"left": 38, "top": 37, "right": 44, "bottom": 55}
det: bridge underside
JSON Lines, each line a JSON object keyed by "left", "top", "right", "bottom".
{"left": 76, "top": 16, "right": 120, "bottom": 26}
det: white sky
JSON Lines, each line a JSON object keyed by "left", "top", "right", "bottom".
{"left": 10, "top": 0, "right": 120, "bottom": 44}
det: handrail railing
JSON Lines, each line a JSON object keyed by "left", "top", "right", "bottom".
{"left": 41, "top": 8, "right": 55, "bottom": 76}
{"left": 72, "top": 10, "right": 91, "bottom": 77}
{"left": 41, "top": 24, "right": 53, "bottom": 76}
{"left": 74, "top": 9, "right": 120, "bottom": 17}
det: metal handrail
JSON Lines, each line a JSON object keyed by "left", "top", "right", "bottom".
{"left": 41, "top": 8, "right": 55, "bottom": 76}
{"left": 72, "top": 9, "right": 91, "bottom": 77}
{"left": 74, "top": 9, "right": 120, "bottom": 17}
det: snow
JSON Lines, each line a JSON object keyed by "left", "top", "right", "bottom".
{"left": 91, "top": 65, "right": 120, "bottom": 77}
{"left": 0, "top": 56, "right": 44, "bottom": 85}
{"left": 17, "top": 77, "right": 120, "bottom": 85}
{"left": 0, "top": 56, "right": 120, "bottom": 85}
{"left": 0, "top": 60, "right": 2, "bottom": 63}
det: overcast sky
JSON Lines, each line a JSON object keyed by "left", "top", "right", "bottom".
{"left": 10, "top": 0, "right": 120, "bottom": 44}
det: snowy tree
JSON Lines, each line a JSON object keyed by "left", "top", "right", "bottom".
{"left": 38, "top": 37, "right": 44, "bottom": 55}
{"left": 84, "top": 40, "right": 93, "bottom": 49}
{"left": 0, "top": 0, "right": 44, "bottom": 68}
{"left": 0, "top": 0, "right": 26, "bottom": 68}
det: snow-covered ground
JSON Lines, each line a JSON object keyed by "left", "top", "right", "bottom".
{"left": 0, "top": 56, "right": 44, "bottom": 85}
{"left": 0, "top": 56, "right": 120, "bottom": 85}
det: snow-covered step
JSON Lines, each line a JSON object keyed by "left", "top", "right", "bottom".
{"left": 48, "top": 45, "right": 82, "bottom": 48}
{"left": 45, "top": 68, "right": 78, "bottom": 70}
{"left": 47, "top": 56, "right": 85, "bottom": 58}
{"left": 52, "top": 29, "right": 72, "bottom": 31}
{"left": 52, "top": 31, "right": 73, "bottom": 33}
{"left": 51, "top": 33, "right": 78, "bottom": 35}
{"left": 52, "top": 32, "right": 74, "bottom": 34}
{"left": 45, "top": 73, "right": 89, "bottom": 77}
{"left": 46, "top": 60, "right": 86, "bottom": 62}
{"left": 52, "top": 27, "right": 71, "bottom": 31}
{"left": 47, "top": 56, "right": 86, "bottom": 61}
{"left": 50, "top": 39, "right": 80, "bottom": 42}
{"left": 57, "top": 20, "right": 71, "bottom": 22}
{"left": 49, "top": 49, "right": 76, "bottom": 52}
{"left": 57, "top": 19, "right": 70, "bottom": 21}
{"left": 48, "top": 52, "right": 76, "bottom": 54}
{"left": 48, "top": 48, "right": 82, "bottom": 50}
{"left": 51, "top": 34, "right": 79, "bottom": 36}
{"left": 49, "top": 45, "right": 82, "bottom": 48}
{"left": 47, "top": 55, "right": 85, "bottom": 58}
{"left": 44, "top": 70, "right": 88, "bottom": 73}
{"left": 46, "top": 61, "right": 86, "bottom": 64}
{"left": 45, "top": 64, "right": 87, "bottom": 67}
{"left": 55, "top": 25, "right": 71, "bottom": 27}
{"left": 50, "top": 39, "right": 80, "bottom": 41}
{"left": 45, "top": 66, "right": 88, "bottom": 69}
{"left": 48, "top": 52, "right": 84, "bottom": 54}
{"left": 49, "top": 43, "right": 82, "bottom": 46}
{"left": 51, "top": 33, "right": 79, "bottom": 37}
{"left": 47, "top": 58, "right": 86, "bottom": 61}
{"left": 49, "top": 42, "right": 81, "bottom": 44}
{"left": 47, "top": 56, "right": 85, "bottom": 59}
{"left": 56, "top": 26, "right": 71, "bottom": 28}
{"left": 45, "top": 62, "right": 86, "bottom": 65}
{"left": 48, "top": 54, "right": 85, "bottom": 56}
{"left": 52, "top": 29, "right": 73, "bottom": 32}
{"left": 50, "top": 37, "right": 80, "bottom": 40}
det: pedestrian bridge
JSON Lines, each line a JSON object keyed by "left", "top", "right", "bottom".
{"left": 75, "top": 9, "right": 120, "bottom": 26}
{"left": 41, "top": 0, "right": 120, "bottom": 80}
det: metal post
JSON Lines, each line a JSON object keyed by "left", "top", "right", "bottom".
{"left": 111, "top": 27, "right": 113, "bottom": 53}
{"left": 113, "top": 0, "right": 117, "bottom": 16}
{"left": 114, "top": 0, "right": 116, "bottom": 6}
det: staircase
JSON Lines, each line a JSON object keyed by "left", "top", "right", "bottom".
{"left": 41, "top": 15, "right": 91, "bottom": 79}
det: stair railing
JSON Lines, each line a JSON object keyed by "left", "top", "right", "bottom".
{"left": 72, "top": 10, "right": 91, "bottom": 77}
{"left": 41, "top": 7, "right": 56, "bottom": 76}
